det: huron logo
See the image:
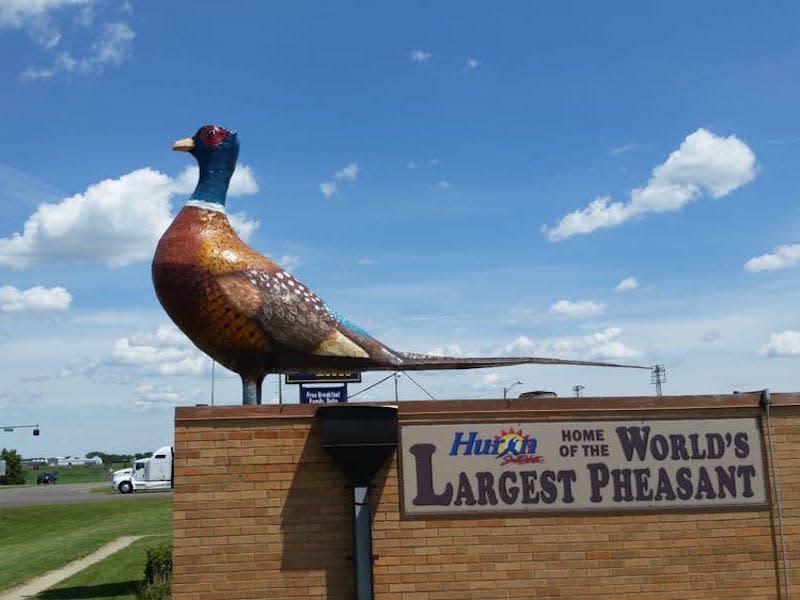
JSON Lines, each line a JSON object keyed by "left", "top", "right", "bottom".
{"left": 449, "top": 428, "right": 543, "bottom": 466}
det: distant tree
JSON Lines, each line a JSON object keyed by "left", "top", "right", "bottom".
{"left": 85, "top": 451, "right": 134, "bottom": 464}
{"left": 83, "top": 450, "right": 158, "bottom": 465}
{"left": 1, "top": 448, "right": 25, "bottom": 485}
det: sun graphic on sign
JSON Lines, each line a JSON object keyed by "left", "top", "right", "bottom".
{"left": 493, "top": 428, "right": 530, "bottom": 457}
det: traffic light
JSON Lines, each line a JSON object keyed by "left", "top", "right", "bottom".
{"left": 33, "top": 428, "right": 40, "bottom": 436}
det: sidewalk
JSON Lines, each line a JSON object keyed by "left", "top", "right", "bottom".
{"left": 0, "top": 536, "right": 143, "bottom": 600}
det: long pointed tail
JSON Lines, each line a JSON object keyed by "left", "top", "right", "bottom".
{"left": 393, "top": 352, "right": 650, "bottom": 371}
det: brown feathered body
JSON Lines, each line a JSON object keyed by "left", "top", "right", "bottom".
{"left": 152, "top": 125, "right": 647, "bottom": 404}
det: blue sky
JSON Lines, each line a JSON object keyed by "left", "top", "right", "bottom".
{"left": 1, "top": 1, "right": 799, "bottom": 458}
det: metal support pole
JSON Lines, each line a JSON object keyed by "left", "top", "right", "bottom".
{"left": 352, "top": 485, "right": 374, "bottom": 600}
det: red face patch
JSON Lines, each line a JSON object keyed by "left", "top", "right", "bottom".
{"left": 196, "top": 125, "right": 229, "bottom": 148}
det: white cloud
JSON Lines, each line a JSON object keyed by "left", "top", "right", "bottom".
{"left": 75, "top": 4, "right": 95, "bottom": 27}
{"left": 90, "top": 22, "right": 133, "bottom": 64}
{"left": 503, "top": 335, "right": 535, "bottom": 354}
{"left": 436, "top": 180, "right": 453, "bottom": 189}
{"left": 426, "top": 344, "right": 464, "bottom": 357}
{"left": 172, "top": 164, "right": 258, "bottom": 197}
{"left": 744, "top": 243, "right": 800, "bottom": 273}
{"left": 0, "top": 168, "right": 172, "bottom": 269}
{"left": 1, "top": 1, "right": 137, "bottom": 81}
{"left": 611, "top": 143, "right": 637, "bottom": 156}
{"left": 30, "top": 25, "right": 61, "bottom": 49}
{"left": 407, "top": 158, "right": 440, "bottom": 169}
{"left": 319, "top": 182, "right": 336, "bottom": 197}
{"left": 472, "top": 372, "right": 501, "bottom": 390}
{"left": 615, "top": 277, "right": 639, "bottom": 292}
{"left": 543, "top": 129, "right": 756, "bottom": 241}
{"left": 506, "top": 306, "right": 537, "bottom": 324}
{"left": 135, "top": 383, "right": 181, "bottom": 404}
{"left": 20, "top": 20, "right": 136, "bottom": 81}
{"left": 761, "top": 330, "right": 800, "bottom": 357}
{"left": 277, "top": 254, "right": 302, "bottom": 272}
{"left": 549, "top": 299, "right": 606, "bottom": 318}
{"left": 410, "top": 50, "right": 431, "bottom": 62}
{"left": 502, "top": 328, "right": 638, "bottom": 361}
{"left": 320, "top": 163, "right": 359, "bottom": 197}
{"left": 228, "top": 211, "right": 259, "bottom": 242}
{"left": 0, "top": 165, "right": 259, "bottom": 269}
{"left": 109, "top": 324, "right": 208, "bottom": 376}
{"left": 0, "top": 0, "right": 89, "bottom": 28}
{"left": 0, "top": 285, "right": 72, "bottom": 312}
{"left": 466, "top": 58, "right": 479, "bottom": 69}
{"left": 334, "top": 163, "right": 358, "bottom": 181}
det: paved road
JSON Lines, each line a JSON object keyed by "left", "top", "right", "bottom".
{"left": 0, "top": 482, "right": 172, "bottom": 508}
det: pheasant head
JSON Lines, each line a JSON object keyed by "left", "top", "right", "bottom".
{"left": 173, "top": 125, "right": 239, "bottom": 207}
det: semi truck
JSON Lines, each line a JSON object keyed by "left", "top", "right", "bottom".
{"left": 111, "top": 445, "right": 173, "bottom": 494}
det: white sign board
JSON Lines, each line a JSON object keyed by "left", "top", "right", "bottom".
{"left": 400, "top": 418, "right": 767, "bottom": 517}
{"left": 0, "top": 459, "right": 6, "bottom": 478}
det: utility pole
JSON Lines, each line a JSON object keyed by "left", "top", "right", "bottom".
{"left": 651, "top": 365, "right": 666, "bottom": 397}
{"left": 573, "top": 385, "right": 585, "bottom": 397}
{"left": 211, "top": 360, "right": 215, "bottom": 406}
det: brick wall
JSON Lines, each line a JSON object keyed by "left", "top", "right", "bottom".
{"left": 173, "top": 393, "right": 799, "bottom": 599}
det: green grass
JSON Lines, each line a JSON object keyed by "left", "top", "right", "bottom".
{"left": 43, "top": 465, "right": 117, "bottom": 484}
{"left": 0, "top": 498, "right": 172, "bottom": 592}
{"left": 1, "top": 464, "right": 125, "bottom": 488}
{"left": 33, "top": 535, "right": 171, "bottom": 600}
{"left": 30, "top": 464, "right": 124, "bottom": 485}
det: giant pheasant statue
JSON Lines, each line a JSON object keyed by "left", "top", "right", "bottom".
{"left": 153, "top": 125, "right": 647, "bottom": 404}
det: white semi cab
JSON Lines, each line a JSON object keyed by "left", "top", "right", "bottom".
{"left": 111, "top": 445, "right": 173, "bottom": 494}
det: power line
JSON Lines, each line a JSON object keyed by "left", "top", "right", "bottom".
{"left": 402, "top": 371, "right": 436, "bottom": 400}
{"left": 347, "top": 372, "right": 397, "bottom": 400}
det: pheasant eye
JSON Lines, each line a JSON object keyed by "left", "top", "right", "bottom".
{"left": 197, "top": 125, "right": 229, "bottom": 147}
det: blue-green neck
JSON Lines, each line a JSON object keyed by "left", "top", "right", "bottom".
{"left": 189, "top": 138, "right": 239, "bottom": 206}
{"left": 190, "top": 164, "right": 233, "bottom": 206}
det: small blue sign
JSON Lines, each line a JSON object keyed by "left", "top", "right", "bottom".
{"left": 300, "top": 385, "right": 348, "bottom": 404}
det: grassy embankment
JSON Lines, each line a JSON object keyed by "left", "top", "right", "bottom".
{"left": 0, "top": 497, "right": 172, "bottom": 596}
{"left": 35, "top": 534, "right": 172, "bottom": 600}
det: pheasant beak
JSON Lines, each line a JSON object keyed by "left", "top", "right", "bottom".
{"left": 172, "top": 137, "right": 195, "bottom": 152}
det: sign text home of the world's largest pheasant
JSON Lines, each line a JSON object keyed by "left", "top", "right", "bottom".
{"left": 400, "top": 418, "right": 767, "bottom": 516}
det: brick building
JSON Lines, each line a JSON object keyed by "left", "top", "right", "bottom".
{"left": 172, "top": 392, "right": 799, "bottom": 599}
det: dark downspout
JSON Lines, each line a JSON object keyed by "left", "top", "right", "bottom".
{"left": 761, "top": 390, "right": 792, "bottom": 598}
{"left": 318, "top": 405, "right": 398, "bottom": 600}
{"left": 352, "top": 484, "right": 374, "bottom": 598}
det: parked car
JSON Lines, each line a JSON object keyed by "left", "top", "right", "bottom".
{"left": 36, "top": 472, "right": 58, "bottom": 485}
